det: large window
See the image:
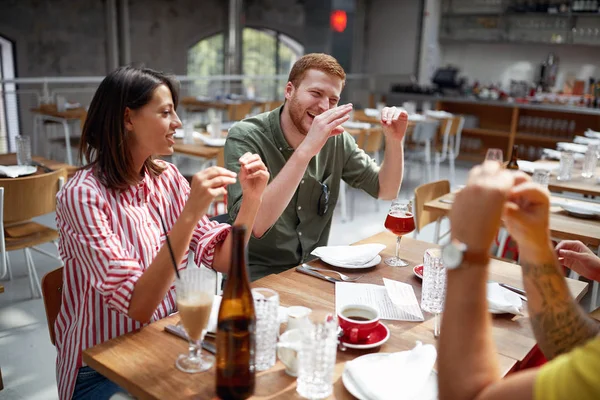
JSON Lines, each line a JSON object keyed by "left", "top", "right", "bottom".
{"left": 187, "top": 27, "right": 303, "bottom": 98}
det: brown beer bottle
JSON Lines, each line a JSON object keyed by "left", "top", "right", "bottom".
{"left": 216, "top": 225, "right": 256, "bottom": 399}
{"left": 506, "top": 145, "right": 519, "bottom": 170}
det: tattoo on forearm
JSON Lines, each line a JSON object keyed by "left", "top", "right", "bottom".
{"left": 521, "top": 261, "right": 600, "bottom": 359}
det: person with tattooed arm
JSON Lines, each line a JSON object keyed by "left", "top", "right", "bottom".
{"left": 437, "top": 161, "right": 600, "bottom": 400}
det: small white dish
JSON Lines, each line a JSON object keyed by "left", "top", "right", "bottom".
{"left": 560, "top": 204, "right": 600, "bottom": 219}
{"left": 342, "top": 353, "right": 438, "bottom": 400}
{"left": 320, "top": 255, "right": 381, "bottom": 269}
{"left": 0, "top": 165, "right": 37, "bottom": 178}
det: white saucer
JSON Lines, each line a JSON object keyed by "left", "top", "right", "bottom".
{"left": 320, "top": 255, "right": 381, "bottom": 269}
{"left": 342, "top": 353, "right": 438, "bottom": 400}
{"left": 560, "top": 204, "right": 600, "bottom": 219}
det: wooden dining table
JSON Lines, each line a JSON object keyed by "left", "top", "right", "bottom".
{"left": 172, "top": 138, "right": 225, "bottom": 167}
{"left": 425, "top": 192, "right": 600, "bottom": 249}
{"left": 82, "top": 232, "right": 587, "bottom": 400}
{"left": 0, "top": 154, "right": 77, "bottom": 178}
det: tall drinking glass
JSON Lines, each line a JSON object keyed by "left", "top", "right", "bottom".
{"left": 582, "top": 144, "right": 598, "bottom": 179}
{"left": 176, "top": 268, "right": 215, "bottom": 373}
{"left": 16, "top": 136, "right": 32, "bottom": 166}
{"left": 252, "top": 288, "right": 279, "bottom": 371}
{"left": 485, "top": 148, "right": 503, "bottom": 163}
{"left": 421, "top": 249, "right": 447, "bottom": 338}
{"left": 384, "top": 199, "right": 415, "bottom": 267}
{"left": 557, "top": 151, "right": 574, "bottom": 181}
{"left": 296, "top": 313, "right": 338, "bottom": 400}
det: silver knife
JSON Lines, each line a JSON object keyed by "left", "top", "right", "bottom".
{"left": 499, "top": 283, "right": 527, "bottom": 298}
{"left": 296, "top": 266, "right": 340, "bottom": 283}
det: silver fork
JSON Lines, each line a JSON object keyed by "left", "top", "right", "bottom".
{"left": 302, "top": 264, "right": 364, "bottom": 282}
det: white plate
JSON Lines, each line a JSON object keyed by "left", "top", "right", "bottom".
{"left": 0, "top": 165, "right": 37, "bottom": 178}
{"left": 342, "top": 353, "right": 438, "bottom": 400}
{"left": 560, "top": 204, "right": 600, "bottom": 219}
{"left": 320, "top": 255, "right": 381, "bottom": 269}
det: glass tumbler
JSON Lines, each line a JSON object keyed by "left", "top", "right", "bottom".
{"left": 532, "top": 169, "right": 551, "bottom": 188}
{"left": 557, "top": 151, "right": 574, "bottom": 181}
{"left": 582, "top": 144, "right": 598, "bottom": 179}
{"left": 421, "top": 248, "right": 447, "bottom": 338}
{"left": 296, "top": 314, "right": 338, "bottom": 400}
{"left": 16, "top": 135, "right": 32, "bottom": 166}
{"left": 252, "top": 288, "right": 279, "bottom": 371}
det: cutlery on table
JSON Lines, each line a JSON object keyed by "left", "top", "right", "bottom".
{"left": 164, "top": 324, "right": 217, "bottom": 354}
{"left": 498, "top": 283, "right": 528, "bottom": 302}
{"left": 31, "top": 160, "right": 54, "bottom": 173}
{"left": 296, "top": 266, "right": 341, "bottom": 283}
{"left": 301, "top": 264, "right": 363, "bottom": 282}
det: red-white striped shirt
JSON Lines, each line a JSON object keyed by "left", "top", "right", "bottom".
{"left": 54, "top": 161, "right": 230, "bottom": 400}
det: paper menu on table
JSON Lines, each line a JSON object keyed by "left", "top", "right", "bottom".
{"left": 335, "top": 280, "right": 424, "bottom": 322}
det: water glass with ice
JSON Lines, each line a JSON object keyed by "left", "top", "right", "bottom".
{"left": 421, "top": 248, "right": 447, "bottom": 338}
{"left": 582, "top": 144, "right": 598, "bottom": 179}
{"left": 557, "top": 151, "right": 574, "bottom": 181}
{"left": 16, "top": 136, "right": 32, "bottom": 166}
{"left": 252, "top": 288, "right": 279, "bottom": 371}
{"left": 296, "top": 314, "right": 338, "bottom": 400}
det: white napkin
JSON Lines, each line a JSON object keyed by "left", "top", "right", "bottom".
{"left": 574, "top": 135, "right": 600, "bottom": 146}
{"left": 425, "top": 110, "right": 453, "bottom": 119}
{"left": 344, "top": 342, "right": 437, "bottom": 400}
{"left": 0, "top": 165, "right": 33, "bottom": 178}
{"left": 174, "top": 128, "right": 203, "bottom": 139}
{"left": 364, "top": 108, "right": 380, "bottom": 118}
{"left": 557, "top": 142, "right": 588, "bottom": 154}
{"left": 487, "top": 283, "right": 523, "bottom": 315}
{"left": 516, "top": 160, "right": 559, "bottom": 174}
{"left": 408, "top": 113, "right": 428, "bottom": 122}
{"left": 542, "top": 148, "right": 585, "bottom": 161}
{"left": 206, "top": 295, "right": 288, "bottom": 332}
{"left": 311, "top": 243, "right": 386, "bottom": 266}
{"left": 197, "top": 135, "right": 227, "bottom": 147}
{"left": 585, "top": 128, "right": 600, "bottom": 139}
{"left": 343, "top": 121, "right": 372, "bottom": 130}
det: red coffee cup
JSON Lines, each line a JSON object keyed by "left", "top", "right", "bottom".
{"left": 338, "top": 304, "right": 380, "bottom": 343}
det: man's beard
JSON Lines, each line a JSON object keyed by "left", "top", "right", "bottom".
{"left": 288, "top": 94, "right": 309, "bottom": 136}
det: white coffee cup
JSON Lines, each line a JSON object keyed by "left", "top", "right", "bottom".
{"left": 276, "top": 329, "right": 302, "bottom": 377}
{"left": 286, "top": 306, "right": 311, "bottom": 332}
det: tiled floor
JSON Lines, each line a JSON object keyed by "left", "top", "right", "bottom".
{"left": 0, "top": 157, "right": 592, "bottom": 399}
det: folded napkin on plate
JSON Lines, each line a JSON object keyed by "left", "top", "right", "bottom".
{"left": 516, "top": 160, "right": 559, "bottom": 174}
{"left": 542, "top": 148, "right": 585, "bottom": 161}
{"left": 205, "top": 295, "right": 288, "bottom": 332}
{"left": 574, "top": 135, "right": 600, "bottom": 146}
{"left": 311, "top": 243, "right": 386, "bottom": 266}
{"left": 174, "top": 128, "right": 203, "bottom": 139}
{"left": 197, "top": 135, "right": 226, "bottom": 147}
{"left": 557, "top": 142, "right": 588, "bottom": 154}
{"left": 0, "top": 165, "right": 31, "bottom": 178}
{"left": 345, "top": 341, "right": 437, "bottom": 400}
{"left": 487, "top": 283, "right": 523, "bottom": 315}
{"left": 585, "top": 128, "right": 600, "bottom": 139}
{"left": 364, "top": 108, "right": 380, "bottom": 118}
{"left": 425, "top": 110, "right": 453, "bottom": 119}
{"left": 343, "top": 121, "right": 372, "bottom": 130}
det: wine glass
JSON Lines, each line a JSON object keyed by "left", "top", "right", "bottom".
{"left": 485, "top": 148, "right": 503, "bottom": 163}
{"left": 175, "top": 268, "right": 215, "bottom": 373}
{"left": 384, "top": 199, "right": 415, "bottom": 267}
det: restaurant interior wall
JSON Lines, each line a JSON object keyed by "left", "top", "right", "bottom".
{"left": 440, "top": 41, "right": 600, "bottom": 91}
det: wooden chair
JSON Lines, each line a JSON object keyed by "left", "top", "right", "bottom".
{"left": 41, "top": 266, "right": 63, "bottom": 345}
{"left": 413, "top": 180, "right": 451, "bottom": 243}
{"left": 228, "top": 102, "right": 255, "bottom": 121}
{"left": 0, "top": 168, "right": 67, "bottom": 298}
{"left": 434, "top": 115, "right": 465, "bottom": 185}
{"left": 263, "top": 101, "right": 281, "bottom": 112}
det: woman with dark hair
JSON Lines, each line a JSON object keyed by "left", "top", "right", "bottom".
{"left": 54, "top": 66, "right": 269, "bottom": 399}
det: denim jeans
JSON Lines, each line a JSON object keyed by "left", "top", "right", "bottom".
{"left": 71, "top": 366, "right": 126, "bottom": 400}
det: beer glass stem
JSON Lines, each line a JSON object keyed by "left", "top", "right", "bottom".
{"left": 395, "top": 236, "right": 402, "bottom": 259}
{"left": 188, "top": 337, "right": 203, "bottom": 361}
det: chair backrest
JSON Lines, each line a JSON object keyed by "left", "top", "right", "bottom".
{"left": 41, "top": 266, "right": 63, "bottom": 345}
{"left": 0, "top": 168, "right": 67, "bottom": 224}
{"left": 414, "top": 180, "right": 451, "bottom": 233}
{"left": 228, "top": 102, "right": 255, "bottom": 121}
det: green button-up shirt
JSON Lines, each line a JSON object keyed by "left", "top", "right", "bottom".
{"left": 225, "top": 106, "right": 380, "bottom": 281}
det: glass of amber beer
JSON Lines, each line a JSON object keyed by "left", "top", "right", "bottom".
{"left": 384, "top": 199, "right": 415, "bottom": 267}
